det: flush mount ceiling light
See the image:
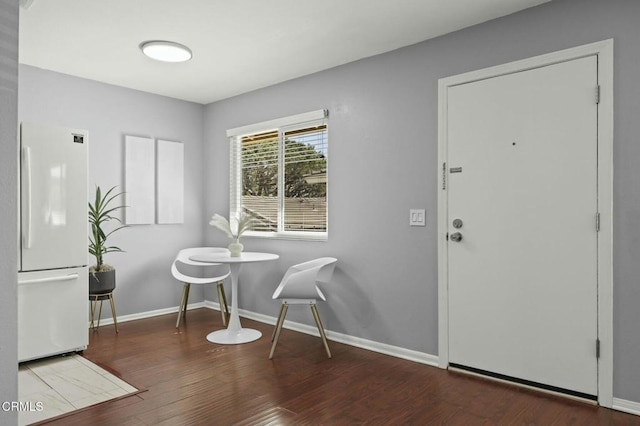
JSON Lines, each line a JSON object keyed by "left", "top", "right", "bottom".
{"left": 140, "top": 41, "right": 192, "bottom": 63}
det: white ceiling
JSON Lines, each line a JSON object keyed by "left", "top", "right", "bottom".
{"left": 19, "top": 0, "right": 550, "bottom": 105}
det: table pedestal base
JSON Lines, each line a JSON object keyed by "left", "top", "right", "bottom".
{"left": 206, "top": 328, "right": 262, "bottom": 344}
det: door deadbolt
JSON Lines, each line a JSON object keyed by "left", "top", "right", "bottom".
{"left": 452, "top": 219, "right": 463, "bottom": 229}
{"left": 450, "top": 232, "right": 463, "bottom": 242}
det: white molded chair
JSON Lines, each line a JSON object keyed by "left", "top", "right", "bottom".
{"left": 171, "top": 247, "right": 231, "bottom": 328}
{"left": 269, "top": 257, "right": 338, "bottom": 359}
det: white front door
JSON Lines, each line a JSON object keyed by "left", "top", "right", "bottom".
{"left": 446, "top": 55, "right": 598, "bottom": 396}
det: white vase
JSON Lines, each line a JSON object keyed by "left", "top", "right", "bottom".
{"left": 228, "top": 240, "right": 243, "bottom": 257}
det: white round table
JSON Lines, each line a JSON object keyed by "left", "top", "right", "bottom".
{"left": 189, "top": 251, "right": 279, "bottom": 344}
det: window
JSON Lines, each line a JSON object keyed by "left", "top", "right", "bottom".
{"left": 227, "top": 110, "right": 328, "bottom": 240}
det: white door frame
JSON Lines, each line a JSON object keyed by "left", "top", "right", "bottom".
{"left": 437, "top": 39, "right": 613, "bottom": 407}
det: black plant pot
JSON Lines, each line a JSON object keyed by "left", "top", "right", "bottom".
{"left": 89, "top": 269, "right": 116, "bottom": 295}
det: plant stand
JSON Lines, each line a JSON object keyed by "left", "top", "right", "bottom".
{"left": 90, "top": 292, "right": 118, "bottom": 333}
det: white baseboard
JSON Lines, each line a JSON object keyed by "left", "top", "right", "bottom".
{"left": 88, "top": 298, "right": 437, "bottom": 367}
{"left": 612, "top": 398, "right": 640, "bottom": 416}
{"left": 202, "top": 300, "right": 439, "bottom": 366}
{"left": 87, "top": 301, "right": 206, "bottom": 328}
{"left": 90, "top": 299, "right": 442, "bottom": 367}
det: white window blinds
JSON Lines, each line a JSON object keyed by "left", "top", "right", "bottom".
{"left": 229, "top": 110, "right": 328, "bottom": 239}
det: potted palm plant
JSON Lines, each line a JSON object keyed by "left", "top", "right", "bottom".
{"left": 88, "top": 185, "right": 126, "bottom": 294}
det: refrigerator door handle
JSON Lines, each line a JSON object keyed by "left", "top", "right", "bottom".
{"left": 23, "top": 146, "right": 33, "bottom": 249}
{"left": 18, "top": 273, "right": 79, "bottom": 285}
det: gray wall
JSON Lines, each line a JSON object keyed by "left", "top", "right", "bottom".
{"left": 0, "top": 0, "right": 19, "bottom": 424}
{"left": 18, "top": 65, "right": 208, "bottom": 317}
{"left": 203, "top": 0, "right": 640, "bottom": 402}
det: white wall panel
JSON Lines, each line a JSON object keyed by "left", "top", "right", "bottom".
{"left": 124, "top": 135, "right": 155, "bottom": 224}
{"left": 156, "top": 139, "right": 184, "bottom": 224}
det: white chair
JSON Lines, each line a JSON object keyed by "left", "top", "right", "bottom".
{"left": 171, "top": 247, "right": 231, "bottom": 328}
{"left": 269, "top": 257, "right": 337, "bottom": 359}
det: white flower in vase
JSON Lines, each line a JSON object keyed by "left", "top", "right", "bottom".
{"left": 209, "top": 212, "right": 255, "bottom": 256}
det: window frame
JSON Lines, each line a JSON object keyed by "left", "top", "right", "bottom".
{"left": 227, "top": 109, "right": 329, "bottom": 241}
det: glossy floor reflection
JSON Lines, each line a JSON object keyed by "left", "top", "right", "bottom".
{"left": 18, "top": 354, "right": 137, "bottom": 425}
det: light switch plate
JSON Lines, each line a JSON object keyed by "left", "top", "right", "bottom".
{"left": 410, "top": 209, "right": 426, "bottom": 226}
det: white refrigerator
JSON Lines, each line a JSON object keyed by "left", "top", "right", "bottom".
{"left": 18, "top": 122, "right": 89, "bottom": 362}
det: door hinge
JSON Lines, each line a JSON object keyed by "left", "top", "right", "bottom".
{"left": 442, "top": 162, "right": 447, "bottom": 190}
{"left": 596, "top": 212, "right": 601, "bottom": 232}
{"left": 596, "top": 339, "right": 601, "bottom": 358}
{"left": 595, "top": 85, "right": 600, "bottom": 104}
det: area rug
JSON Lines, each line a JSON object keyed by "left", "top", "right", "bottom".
{"left": 18, "top": 354, "right": 141, "bottom": 425}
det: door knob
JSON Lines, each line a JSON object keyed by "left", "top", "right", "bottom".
{"left": 450, "top": 232, "right": 463, "bottom": 242}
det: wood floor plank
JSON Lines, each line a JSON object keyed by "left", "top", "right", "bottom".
{"left": 38, "top": 308, "right": 640, "bottom": 425}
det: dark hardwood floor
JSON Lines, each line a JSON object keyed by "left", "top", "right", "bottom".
{"left": 41, "top": 308, "right": 639, "bottom": 425}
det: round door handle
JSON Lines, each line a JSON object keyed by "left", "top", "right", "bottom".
{"left": 450, "top": 232, "right": 463, "bottom": 242}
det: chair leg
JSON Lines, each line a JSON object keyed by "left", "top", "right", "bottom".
{"left": 311, "top": 304, "right": 331, "bottom": 358}
{"left": 109, "top": 293, "right": 119, "bottom": 334}
{"left": 217, "top": 282, "right": 228, "bottom": 326}
{"left": 269, "top": 304, "right": 288, "bottom": 359}
{"left": 221, "top": 283, "right": 229, "bottom": 315}
{"left": 184, "top": 283, "right": 191, "bottom": 317}
{"left": 271, "top": 304, "right": 284, "bottom": 342}
{"left": 176, "top": 283, "right": 190, "bottom": 328}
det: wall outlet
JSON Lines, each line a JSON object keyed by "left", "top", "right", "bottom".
{"left": 410, "top": 209, "right": 426, "bottom": 226}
